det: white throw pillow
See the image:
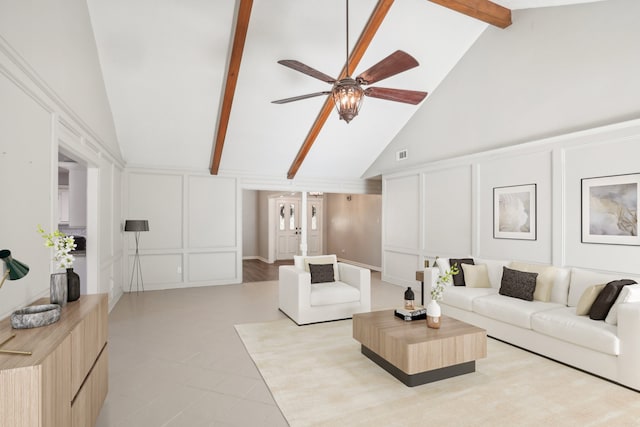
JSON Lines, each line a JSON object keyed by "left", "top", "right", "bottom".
{"left": 461, "top": 264, "right": 491, "bottom": 288}
{"left": 605, "top": 284, "right": 640, "bottom": 325}
{"left": 510, "top": 262, "right": 555, "bottom": 302}
{"left": 575, "top": 284, "right": 605, "bottom": 316}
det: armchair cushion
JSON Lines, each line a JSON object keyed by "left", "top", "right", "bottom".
{"left": 310, "top": 282, "right": 361, "bottom": 306}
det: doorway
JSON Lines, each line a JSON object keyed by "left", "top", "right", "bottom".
{"left": 272, "top": 195, "right": 324, "bottom": 261}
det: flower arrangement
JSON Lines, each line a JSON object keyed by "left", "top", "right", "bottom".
{"left": 431, "top": 262, "right": 460, "bottom": 302}
{"left": 37, "top": 225, "right": 76, "bottom": 269}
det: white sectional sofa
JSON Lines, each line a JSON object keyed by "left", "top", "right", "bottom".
{"left": 422, "top": 258, "right": 640, "bottom": 391}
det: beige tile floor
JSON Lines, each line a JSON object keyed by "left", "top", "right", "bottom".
{"left": 96, "top": 271, "right": 408, "bottom": 427}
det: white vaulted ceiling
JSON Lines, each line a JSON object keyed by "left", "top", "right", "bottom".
{"left": 87, "top": 0, "right": 606, "bottom": 182}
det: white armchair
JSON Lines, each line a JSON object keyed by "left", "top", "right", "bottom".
{"left": 279, "top": 255, "right": 371, "bottom": 325}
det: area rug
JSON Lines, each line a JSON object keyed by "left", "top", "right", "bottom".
{"left": 235, "top": 318, "right": 640, "bottom": 427}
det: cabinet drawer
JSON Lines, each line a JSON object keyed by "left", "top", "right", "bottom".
{"left": 71, "top": 345, "right": 108, "bottom": 427}
{"left": 71, "top": 296, "right": 107, "bottom": 395}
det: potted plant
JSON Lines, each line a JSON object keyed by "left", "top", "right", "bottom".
{"left": 37, "top": 225, "right": 79, "bottom": 305}
{"left": 427, "top": 263, "right": 459, "bottom": 329}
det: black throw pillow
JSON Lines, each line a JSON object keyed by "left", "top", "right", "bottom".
{"left": 449, "top": 258, "right": 474, "bottom": 286}
{"left": 589, "top": 279, "right": 637, "bottom": 320}
{"left": 309, "top": 263, "right": 335, "bottom": 284}
{"left": 499, "top": 267, "right": 537, "bottom": 301}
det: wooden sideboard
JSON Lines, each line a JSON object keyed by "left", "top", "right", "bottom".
{"left": 0, "top": 294, "right": 108, "bottom": 427}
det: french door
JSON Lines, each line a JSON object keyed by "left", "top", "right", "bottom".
{"left": 306, "top": 199, "right": 323, "bottom": 256}
{"left": 274, "top": 196, "right": 324, "bottom": 260}
{"left": 276, "top": 199, "right": 300, "bottom": 260}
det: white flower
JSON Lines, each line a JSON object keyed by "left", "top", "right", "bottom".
{"left": 37, "top": 225, "right": 76, "bottom": 269}
{"left": 431, "top": 263, "right": 460, "bottom": 302}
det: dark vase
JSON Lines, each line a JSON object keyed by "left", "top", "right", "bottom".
{"left": 66, "top": 268, "right": 81, "bottom": 302}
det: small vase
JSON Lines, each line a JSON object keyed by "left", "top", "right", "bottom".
{"left": 426, "top": 300, "right": 441, "bottom": 329}
{"left": 66, "top": 268, "right": 81, "bottom": 302}
{"left": 50, "top": 273, "right": 68, "bottom": 307}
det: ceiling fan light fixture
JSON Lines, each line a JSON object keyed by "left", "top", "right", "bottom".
{"left": 332, "top": 77, "right": 364, "bottom": 123}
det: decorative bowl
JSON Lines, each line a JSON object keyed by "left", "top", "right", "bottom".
{"left": 11, "top": 304, "right": 62, "bottom": 329}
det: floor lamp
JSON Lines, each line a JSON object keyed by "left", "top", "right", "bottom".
{"left": 124, "top": 220, "right": 149, "bottom": 293}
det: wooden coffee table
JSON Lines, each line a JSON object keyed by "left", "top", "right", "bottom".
{"left": 353, "top": 310, "right": 487, "bottom": 387}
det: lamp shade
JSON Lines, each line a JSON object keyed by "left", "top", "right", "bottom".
{"left": 0, "top": 249, "right": 29, "bottom": 289}
{"left": 124, "top": 220, "right": 149, "bottom": 232}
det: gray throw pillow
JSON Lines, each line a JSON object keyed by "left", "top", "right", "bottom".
{"left": 309, "top": 263, "right": 335, "bottom": 284}
{"left": 499, "top": 267, "right": 537, "bottom": 301}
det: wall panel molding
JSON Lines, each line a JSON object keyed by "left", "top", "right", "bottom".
{"left": 381, "top": 118, "right": 640, "bottom": 287}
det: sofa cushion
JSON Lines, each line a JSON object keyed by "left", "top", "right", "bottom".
{"left": 473, "top": 294, "right": 563, "bottom": 329}
{"left": 310, "top": 281, "right": 360, "bottom": 306}
{"left": 531, "top": 307, "right": 620, "bottom": 356}
{"left": 449, "top": 258, "right": 474, "bottom": 286}
{"left": 461, "top": 264, "right": 491, "bottom": 288}
{"left": 442, "top": 287, "right": 497, "bottom": 311}
{"left": 589, "top": 279, "right": 637, "bottom": 320}
{"left": 604, "top": 283, "right": 640, "bottom": 325}
{"left": 473, "top": 258, "right": 511, "bottom": 289}
{"left": 499, "top": 267, "right": 537, "bottom": 301}
{"left": 309, "top": 263, "right": 335, "bottom": 284}
{"left": 509, "top": 262, "right": 555, "bottom": 302}
{"left": 575, "top": 284, "right": 605, "bottom": 316}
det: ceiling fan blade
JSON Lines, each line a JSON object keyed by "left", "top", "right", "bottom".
{"left": 364, "top": 87, "right": 427, "bottom": 105}
{"left": 272, "top": 91, "right": 331, "bottom": 104}
{"left": 356, "top": 50, "right": 419, "bottom": 85}
{"left": 277, "top": 60, "right": 336, "bottom": 84}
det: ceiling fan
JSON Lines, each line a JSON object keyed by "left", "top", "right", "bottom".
{"left": 272, "top": 0, "right": 428, "bottom": 123}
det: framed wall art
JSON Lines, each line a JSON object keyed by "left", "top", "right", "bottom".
{"left": 581, "top": 173, "right": 640, "bottom": 245}
{"left": 493, "top": 184, "right": 537, "bottom": 240}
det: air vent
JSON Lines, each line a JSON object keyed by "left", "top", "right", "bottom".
{"left": 396, "top": 149, "right": 408, "bottom": 161}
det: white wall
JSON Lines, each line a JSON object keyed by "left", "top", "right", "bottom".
{"left": 0, "top": 1, "right": 124, "bottom": 317}
{"left": 242, "top": 190, "right": 259, "bottom": 258}
{"left": 382, "top": 120, "right": 640, "bottom": 287}
{"left": 125, "top": 169, "right": 241, "bottom": 290}
{"left": 0, "top": 0, "right": 121, "bottom": 159}
{"left": 326, "top": 193, "right": 382, "bottom": 270}
{"left": 365, "top": 0, "right": 640, "bottom": 178}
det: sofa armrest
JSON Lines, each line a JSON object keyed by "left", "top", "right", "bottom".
{"left": 278, "top": 266, "right": 312, "bottom": 318}
{"left": 337, "top": 263, "right": 371, "bottom": 306}
{"left": 617, "top": 302, "right": 640, "bottom": 389}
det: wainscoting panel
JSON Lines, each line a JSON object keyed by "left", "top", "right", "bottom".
{"left": 129, "top": 254, "right": 183, "bottom": 290}
{"left": 188, "top": 176, "right": 237, "bottom": 248}
{"left": 477, "top": 150, "right": 552, "bottom": 263}
{"left": 188, "top": 252, "right": 237, "bottom": 283}
{"left": 127, "top": 172, "right": 183, "bottom": 250}
{"left": 423, "top": 165, "right": 472, "bottom": 257}
{"left": 384, "top": 174, "right": 420, "bottom": 249}
{"left": 563, "top": 133, "right": 640, "bottom": 274}
{"left": 383, "top": 250, "right": 420, "bottom": 288}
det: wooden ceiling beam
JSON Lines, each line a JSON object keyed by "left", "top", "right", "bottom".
{"left": 286, "top": 0, "right": 395, "bottom": 180}
{"left": 428, "top": 0, "right": 511, "bottom": 28}
{"left": 210, "top": 0, "right": 253, "bottom": 175}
